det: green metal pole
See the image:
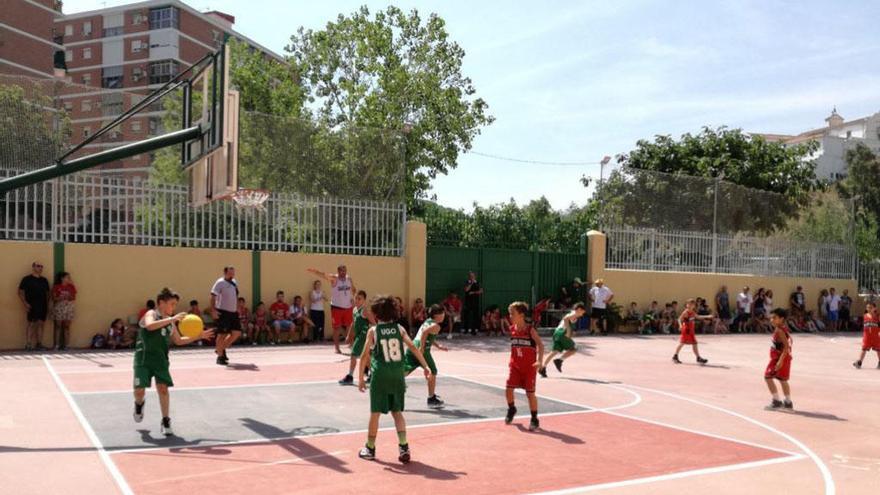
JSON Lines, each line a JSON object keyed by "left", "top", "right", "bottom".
{"left": 0, "top": 125, "right": 202, "bottom": 194}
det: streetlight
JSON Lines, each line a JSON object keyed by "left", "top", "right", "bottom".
{"left": 599, "top": 155, "right": 611, "bottom": 182}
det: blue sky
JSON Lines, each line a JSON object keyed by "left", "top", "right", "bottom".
{"left": 65, "top": 0, "right": 880, "bottom": 210}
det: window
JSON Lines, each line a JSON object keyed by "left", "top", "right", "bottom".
{"left": 149, "top": 6, "right": 179, "bottom": 29}
{"left": 83, "top": 47, "right": 92, "bottom": 59}
{"left": 148, "top": 117, "right": 162, "bottom": 135}
{"left": 148, "top": 59, "right": 179, "bottom": 84}
{"left": 64, "top": 50, "right": 73, "bottom": 62}
{"left": 82, "top": 21, "right": 92, "bottom": 36}
{"left": 103, "top": 93, "right": 123, "bottom": 116}
{"left": 131, "top": 39, "right": 144, "bottom": 53}
{"left": 102, "top": 66, "right": 124, "bottom": 89}
{"left": 81, "top": 99, "right": 92, "bottom": 112}
{"left": 63, "top": 101, "right": 73, "bottom": 112}
{"left": 131, "top": 120, "right": 142, "bottom": 132}
{"left": 131, "top": 66, "right": 144, "bottom": 82}
{"left": 64, "top": 24, "right": 73, "bottom": 36}
{"left": 132, "top": 154, "right": 142, "bottom": 161}
{"left": 132, "top": 12, "right": 146, "bottom": 25}
{"left": 82, "top": 73, "right": 91, "bottom": 85}
{"left": 212, "top": 29, "right": 223, "bottom": 45}
{"left": 83, "top": 127, "right": 91, "bottom": 138}
{"left": 103, "top": 26, "right": 124, "bottom": 37}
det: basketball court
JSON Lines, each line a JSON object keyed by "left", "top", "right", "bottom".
{"left": 2, "top": 332, "right": 875, "bottom": 494}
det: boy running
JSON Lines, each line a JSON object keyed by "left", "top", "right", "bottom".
{"left": 358, "top": 295, "right": 431, "bottom": 463}
{"left": 404, "top": 305, "right": 449, "bottom": 407}
{"left": 540, "top": 302, "right": 586, "bottom": 377}
{"left": 505, "top": 301, "right": 544, "bottom": 431}
{"left": 765, "top": 308, "right": 793, "bottom": 410}
{"left": 340, "top": 291, "right": 372, "bottom": 385}
{"left": 133, "top": 288, "right": 213, "bottom": 435}
{"left": 673, "top": 298, "right": 712, "bottom": 364}
{"left": 853, "top": 302, "right": 880, "bottom": 369}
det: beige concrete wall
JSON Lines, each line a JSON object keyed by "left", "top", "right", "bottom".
{"left": 65, "top": 243, "right": 253, "bottom": 349}
{"left": 0, "top": 241, "right": 54, "bottom": 350}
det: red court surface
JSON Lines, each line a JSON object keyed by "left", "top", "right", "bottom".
{"left": 2, "top": 333, "right": 878, "bottom": 494}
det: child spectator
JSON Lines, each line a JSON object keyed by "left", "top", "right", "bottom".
{"left": 108, "top": 318, "right": 126, "bottom": 350}
{"left": 394, "top": 297, "right": 410, "bottom": 336}
{"left": 252, "top": 302, "right": 269, "bottom": 345}
{"left": 442, "top": 291, "right": 462, "bottom": 339}
{"left": 237, "top": 297, "right": 253, "bottom": 345}
{"left": 290, "top": 295, "right": 315, "bottom": 343}
{"left": 625, "top": 302, "right": 642, "bottom": 323}
{"left": 309, "top": 280, "right": 327, "bottom": 342}
{"left": 270, "top": 291, "right": 291, "bottom": 345}
{"left": 410, "top": 298, "right": 426, "bottom": 332}
{"left": 52, "top": 271, "right": 77, "bottom": 350}
{"left": 660, "top": 303, "right": 674, "bottom": 334}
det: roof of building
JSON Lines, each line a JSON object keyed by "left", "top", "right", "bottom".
{"left": 752, "top": 110, "right": 870, "bottom": 146}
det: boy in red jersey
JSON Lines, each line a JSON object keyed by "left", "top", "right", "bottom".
{"left": 504, "top": 301, "right": 544, "bottom": 431}
{"left": 672, "top": 298, "right": 713, "bottom": 364}
{"left": 853, "top": 302, "right": 880, "bottom": 369}
{"left": 765, "top": 308, "right": 793, "bottom": 409}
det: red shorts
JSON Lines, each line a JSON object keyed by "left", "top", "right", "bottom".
{"left": 863, "top": 334, "right": 880, "bottom": 351}
{"left": 764, "top": 349, "right": 792, "bottom": 381}
{"left": 331, "top": 306, "right": 353, "bottom": 328}
{"left": 680, "top": 328, "right": 696, "bottom": 345}
{"left": 506, "top": 361, "right": 537, "bottom": 393}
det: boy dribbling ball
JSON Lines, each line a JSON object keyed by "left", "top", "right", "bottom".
{"left": 539, "top": 302, "right": 586, "bottom": 377}
{"left": 505, "top": 301, "right": 544, "bottom": 431}
{"left": 133, "top": 288, "right": 213, "bottom": 435}
{"left": 340, "top": 290, "right": 372, "bottom": 385}
{"left": 853, "top": 302, "right": 880, "bottom": 369}
{"left": 358, "top": 295, "right": 431, "bottom": 463}
{"left": 404, "top": 304, "right": 449, "bottom": 407}
{"left": 765, "top": 308, "right": 793, "bottom": 410}
{"left": 672, "top": 298, "right": 713, "bottom": 365}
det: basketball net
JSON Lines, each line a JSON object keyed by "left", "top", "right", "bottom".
{"left": 229, "top": 189, "right": 270, "bottom": 212}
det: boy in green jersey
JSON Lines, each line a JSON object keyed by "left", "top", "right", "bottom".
{"left": 404, "top": 304, "right": 448, "bottom": 407}
{"left": 539, "top": 302, "right": 586, "bottom": 377}
{"left": 133, "top": 288, "right": 213, "bottom": 436}
{"left": 340, "top": 291, "right": 373, "bottom": 385}
{"left": 358, "top": 295, "right": 431, "bottom": 463}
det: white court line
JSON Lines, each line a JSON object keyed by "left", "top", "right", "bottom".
{"left": 54, "top": 357, "right": 344, "bottom": 374}
{"left": 526, "top": 454, "right": 807, "bottom": 494}
{"left": 109, "top": 376, "right": 643, "bottom": 455}
{"left": 619, "top": 383, "right": 836, "bottom": 495}
{"left": 42, "top": 357, "right": 134, "bottom": 495}
{"left": 139, "top": 450, "right": 349, "bottom": 485}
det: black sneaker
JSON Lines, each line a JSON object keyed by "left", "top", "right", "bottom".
{"left": 853, "top": 360, "right": 862, "bottom": 369}
{"left": 160, "top": 417, "right": 173, "bottom": 436}
{"left": 358, "top": 445, "right": 376, "bottom": 460}
{"left": 398, "top": 443, "right": 411, "bottom": 464}
{"left": 538, "top": 367, "right": 548, "bottom": 378}
{"left": 427, "top": 395, "right": 445, "bottom": 408}
{"left": 672, "top": 355, "right": 682, "bottom": 364}
{"left": 767, "top": 399, "right": 784, "bottom": 409}
{"left": 338, "top": 374, "right": 354, "bottom": 386}
{"left": 697, "top": 357, "right": 708, "bottom": 365}
{"left": 553, "top": 358, "right": 563, "bottom": 373}
{"left": 529, "top": 417, "right": 540, "bottom": 431}
{"left": 365, "top": 374, "right": 372, "bottom": 384}
{"left": 783, "top": 400, "right": 793, "bottom": 410}
{"left": 133, "top": 401, "right": 145, "bottom": 423}
{"left": 505, "top": 406, "right": 517, "bottom": 424}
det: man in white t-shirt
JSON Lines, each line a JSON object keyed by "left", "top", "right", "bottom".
{"left": 588, "top": 279, "right": 614, "bottom": 335}
{"left": 734, "top": 286, "right": 752, "bottom": 332}
{"left": 307, "top": 265, "right": 356, "bottom": 354}
{"left": 825, "top": 287, "right": 842, "bottom": 332}
{"left": 210, "top": 266, "right": 242, "bottom": 365}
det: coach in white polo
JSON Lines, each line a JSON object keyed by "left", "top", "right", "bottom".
{"left": 589, "top": 278, "right": 614, "bottom": 335}
{"left": 210, "top": 266, "right": 242, "bottom": 365}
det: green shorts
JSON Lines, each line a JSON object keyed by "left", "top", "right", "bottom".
{"left": 552, "top": 329, "right": 576, "bottom": 352}
{"left": 133, "top": 363, "right": 173, "bottom": 389}
{"left": 405, "top": 350, "right": 437, "bottom": 375}
{"left": 369, "top": 370, "right": 406, "bottom": 414}
{"left": 351, "top": 333, "right": 367, "bottom": 357}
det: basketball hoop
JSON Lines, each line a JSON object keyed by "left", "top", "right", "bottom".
{"left": 228, "top": 189, "right": 270, "bottom": 212}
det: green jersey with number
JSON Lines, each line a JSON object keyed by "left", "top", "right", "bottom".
{"left": 371, "top": 322, "right": 406, "bottom": 374}
{"left": 134, "top": 310, "right": 173, "bottom": 368}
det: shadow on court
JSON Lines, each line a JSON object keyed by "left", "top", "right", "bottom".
{"left": 781, "top": 410, "right": 847, "bottom": 421}
{"left": 225, "top": 363, "right": 260, "bottom": 371}
{"left": 375, "top": 459, "right": 467, "bottom": 480}
{"left": 514, "top": 423, "right": 585, "bottom": 444}
{"left": 561, "top": 377, "right": 622, "bottom": 385}
{"left": 407, "top": 408, "right": 486, "bottom": 420}
{"left": 240, "top": 418, "right": 351, "bottom": 473}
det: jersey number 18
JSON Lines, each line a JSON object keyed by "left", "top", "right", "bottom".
{"left": 380, "top": 339, "right": 402, "bottom": 362}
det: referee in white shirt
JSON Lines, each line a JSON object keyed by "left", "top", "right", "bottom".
{"left": 589, "top": 278, "right": 614, "bottom": 335}
{"left": 211, "top": 266, "right": 242, "bottom": 365}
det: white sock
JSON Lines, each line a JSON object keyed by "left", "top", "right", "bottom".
{"left": 772, "top": 394, "right": 780, "bottom": 401}
{"left": 784, "top": 395, "right": 791, "bottom": 402}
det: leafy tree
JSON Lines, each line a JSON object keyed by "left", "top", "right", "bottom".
{"left": 286, "top": 6, "right": 494, "bottom": 203}
{"left": 0, "top": 83, "right": 70, "bottom": 171}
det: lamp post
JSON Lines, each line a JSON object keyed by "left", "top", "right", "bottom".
{"left": 599, "top": 155, "right": 611, "bottom": 182}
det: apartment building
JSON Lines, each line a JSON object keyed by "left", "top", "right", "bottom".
{"left": 0, "top": 0, "right": 64, "bottom": 78}
{"left": 54, "top": 0, "right": 282, "bottom": 175}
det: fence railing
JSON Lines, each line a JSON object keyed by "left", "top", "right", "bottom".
{"left": 0, "top": 172, "right": 407, "bottom": 256}
{"left": 604, "top": 226, "right": 857, "bottom": 280}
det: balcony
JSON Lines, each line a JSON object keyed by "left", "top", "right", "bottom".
{"left": 103, "top": 26, "right": 124, "bottom": 37}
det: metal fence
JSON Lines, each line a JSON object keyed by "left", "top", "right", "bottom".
{"left": 0, "top": 171, "right": 407, "bottom": 256}
{"left": 604, "top": 226, "right": 857, "bottom": 280}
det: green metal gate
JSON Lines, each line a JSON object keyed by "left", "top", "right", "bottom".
{"left": 426, "top": 246, "right": 586, "bottom": 312}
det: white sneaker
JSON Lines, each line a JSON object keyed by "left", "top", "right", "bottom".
{"left": 446, "top": 334, "right": 453, "bottom": 340}
{"left": 160, "top": 417, "right": 173, "bottom": 436}
{"left": 133, "top": 401, "right": 144, "bottom": 423}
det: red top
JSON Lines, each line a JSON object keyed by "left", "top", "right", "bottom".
{"left": 864, "top": 312, "right": 879, "bottom": 337}
{"left": 52, "top": 283, "right": 77, "bottom": 302}
{"left": 238, "top": 306, "right": 250, "bottom": 321}
{"left": 772, "top": 325, "right": 792, "bottom": 352}
{"left": 509, "top": 323, "right": 537, "bottom": 363}
{"left": 444, "top": 297, "right": 461, "bottom": 313}
{"left": 254, "top": 308, "right": 267, "bottom": 325}
{"left": 679, "top": 309, "right": 696, "bottom": 333}
{"left": 270, "top": 301, "right": 289, "bottom": 320}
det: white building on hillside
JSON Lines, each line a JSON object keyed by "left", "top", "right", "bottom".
{"left": 756, "top": 108, "right": 880, "bottom": 181}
